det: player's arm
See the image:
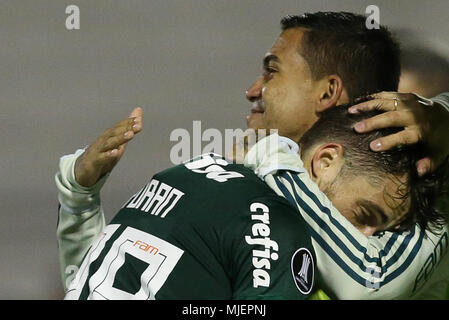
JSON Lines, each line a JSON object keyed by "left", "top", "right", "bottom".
{"left": 349, "top": 91, "right": 449, "bottom": 176}
{"left": 55, "top": 149, "right": 108, "bottom": 290}
{"left": 56, "top": 108, "right": 143, "bottom": 290}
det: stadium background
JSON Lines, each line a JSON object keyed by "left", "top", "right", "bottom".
{"left": 0, "top": 0, "right": 448, "bottom": 299}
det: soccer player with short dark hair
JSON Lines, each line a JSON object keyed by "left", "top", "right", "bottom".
{"left": 61, "top": 151, "right": 318, "bottom": 299}
{"left": 246, "top": 12, "right": 400, "bottom": 142}
{"left": 56, "top": 12, "right": 449, "bottom": 299}
{"left": 245, "top": 104, "right": 449, "bottom": 299}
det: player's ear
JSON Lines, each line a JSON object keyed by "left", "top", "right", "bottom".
{"left": 311, "top": 143, "right": 344, "bottom": 188}
{"left": 316, "top": 75, "right": 346, "bottom": 112}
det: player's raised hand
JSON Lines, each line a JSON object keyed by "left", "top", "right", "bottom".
{"left": 348, "top": 92, "right": 449, "bottom": 176}
{"left": 74, "top": 107, "right": 143, "bottom": 187}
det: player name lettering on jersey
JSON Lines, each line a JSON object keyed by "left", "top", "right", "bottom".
{"left": 245, "top": 202, "right": 279, "bottom": 288}
{"left": 124, "top": 179, "right": 184, "bottom": 218}
{"left": 184, "top": 153, "right": 244, "bottom": 182}
{"left": 413, "top": 230, "right": 448, "bottom": 293}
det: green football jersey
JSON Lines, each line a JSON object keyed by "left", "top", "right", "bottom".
{"left": 64, "top": 154, "right": 317, "bottom": 300}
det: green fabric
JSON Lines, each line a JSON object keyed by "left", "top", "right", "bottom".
{"left": 73, "top": 155, "right": 317, "bottom": 300}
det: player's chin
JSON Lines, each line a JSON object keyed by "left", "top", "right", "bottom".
{"left": 246, "top": 112, "right": 265, "bottom": 130}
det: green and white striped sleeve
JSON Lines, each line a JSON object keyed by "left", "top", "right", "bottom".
{"left": 55, "top": 149, "right": 108, "bottom": 291}
{"left": 244, "top": 133, "right": 449, "bottom": 300}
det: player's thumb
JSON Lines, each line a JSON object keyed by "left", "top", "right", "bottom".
{"left": 129, "top": 107, "right": 143, "bottom": 120}
{"left": 416, "top": 157, "right": 433, "bottom": 177}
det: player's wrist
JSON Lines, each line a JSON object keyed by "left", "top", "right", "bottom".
{"left": 56, "top": 149, "right": 110, "bottom": 215}
{"left": 61, "top": 148, "right": 110, "bottom": 194}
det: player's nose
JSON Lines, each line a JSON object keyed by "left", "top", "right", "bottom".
{"left": 245, "top": 76, "right": 263, "bottom": 102}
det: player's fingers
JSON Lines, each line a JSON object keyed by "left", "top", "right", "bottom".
{"left": 89, "top": 148, "right": 120, "bottom": 166}
{"left": 348, "top": 99, "right": 392, "bottom": 114}
{"left": 353, "top": 111, "right": 414, "bottom": 133}
{"left": 129, "top": 107, "right": 143, "bottom": 119}
{"left": 94, "top": 137, "right": 131, "bottom": 170}
{"left": 115, "top": 143, "right": 127, "bottom": 158}
{"left": 99, "top": 118, "right": 135, "bottom": 142}
{"left": 369, "top": 91, "right": 415, "bottom": 101}
{"left": 100, "top": 130, "right": 135, "bottom": 152}
{"left": 416, "top": 157, "right": 434, "bottom": 177}
{"left": 348, "top": 97, "right": 409, "bottom": 114}
{"left": 129, "top": 107, "right": 143, "bottom": 133}
{"left": 90, "top": 111, "right": 142, "bottom": 155}
{"left": 103, "top": 116, "right": 142, "bottom": 142}
{"left": 369, "top": 129, "right": 420, "bottom": 152}
{"left": 101, "top": 107, "right": 143, "bottom": 139}
{"left": 132, "top": 117, "right": 142, "bottom": 133}
{"left": 349, "top": 92, "right": 417, "bottom": 114}
{"left": 113, "top": 117, "right": 139, "bottom": 134}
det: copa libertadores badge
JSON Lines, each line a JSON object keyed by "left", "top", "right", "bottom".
{"left": 291, "top": 248, "right": 314, "bottom": 294}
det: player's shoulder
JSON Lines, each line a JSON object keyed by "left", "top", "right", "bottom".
{"left": 152, "top": 153, "right": 307, "bottom": 223}
{"left": 155, "top": 153, "right": 274, "bottom": 198}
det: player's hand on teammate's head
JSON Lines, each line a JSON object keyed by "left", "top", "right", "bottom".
{"left": 74, "top": 107, "right": 143, "bottom": 187}
{"left": 348, "top": 92, "right": 449, "bottom": 176}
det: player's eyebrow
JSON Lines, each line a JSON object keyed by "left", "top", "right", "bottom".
{"left": 355, "top": 199, "right": 389, "bottom": 225}
{"left": 263, "top": 54, "right": 280, "bottom": 68}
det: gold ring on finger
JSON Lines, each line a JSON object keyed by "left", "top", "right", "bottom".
{"left": 393, "top": 98, "right": 399, "bottom": 111}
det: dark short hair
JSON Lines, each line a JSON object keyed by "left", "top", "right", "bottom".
{"left": 281, "top": 12, "right": 401, "bottom": 100}
{"left": 299, "top": 103, "right": 449, "bottom": 232}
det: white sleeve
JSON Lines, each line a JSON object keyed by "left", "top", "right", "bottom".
{"left": 430, "top": 92, "right": 449, "bottom": 112}
{"left": 244, "top": 133, "right": 449, "bottom": 299}
{"left": 55, "top": 149, "right": 109, "bottom": 291}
